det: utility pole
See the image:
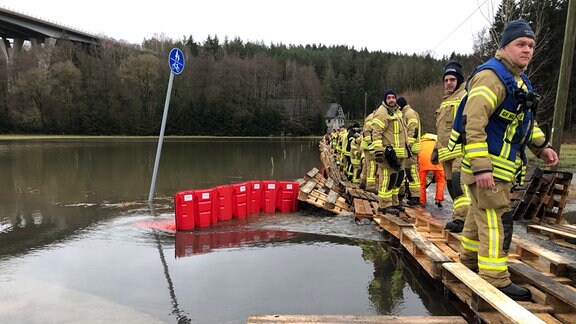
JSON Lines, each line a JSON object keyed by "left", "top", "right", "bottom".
{"left": 364, "top": 92, "right": 367, "bottom": 120}
{"left": 551, "top": 0, "right": 576, "bottom": 159}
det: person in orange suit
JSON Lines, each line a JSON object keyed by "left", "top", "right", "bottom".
{"left": 418, "top": 133, "right": 445, "bottom": 207}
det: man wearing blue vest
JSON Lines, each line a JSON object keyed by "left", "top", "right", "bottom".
{"left": 454, "top": 19, "right": 558, "bottom": 301}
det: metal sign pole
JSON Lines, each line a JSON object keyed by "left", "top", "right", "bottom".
{"left": 148, "top": 48, "right": 185, "bottom": 205}
{"left": 149, "top": 72, "right": 175, "bottom": 204}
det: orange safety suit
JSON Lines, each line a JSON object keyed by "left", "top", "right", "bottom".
{"left": 418, "top": 134, "right": 445, "bottom": 205}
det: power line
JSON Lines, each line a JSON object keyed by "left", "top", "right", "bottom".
{"left": 432, "top": 0, "right": 489, "bottom": 54}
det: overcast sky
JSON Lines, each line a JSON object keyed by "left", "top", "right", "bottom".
{"left": 2, "top": 0, "right": 501, "bottom": 58}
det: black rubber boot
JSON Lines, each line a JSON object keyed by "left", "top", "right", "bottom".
{"left": 406, "top": 197, "right": 420, "bottom": 206}
{"left": 445, "top": 220, "right": 464, "bottom": 233}
{"left": 498, "top": 283, "right": 532, "bottom": 301}
{"left": 379, "top": 207, "right": 400, "bottom": 216}
{"left": 394, "top": 205, "right": 405, "bottom": 212}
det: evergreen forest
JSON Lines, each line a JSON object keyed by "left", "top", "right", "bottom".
{"left": 0, "top": 0, "right": 573, "bottom": 136}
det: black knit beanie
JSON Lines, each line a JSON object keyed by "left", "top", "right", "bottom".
{"left": 443, "top": 61, "right": 464, "bottom": 89}
{"left": 382, "top": 89, "right": 397, "bottom": 100}
{"left": 396, "top": 97, "right": 407, "bottom": 108}
{"left": 499, "top": 19, "right": 535, "bottom": 48}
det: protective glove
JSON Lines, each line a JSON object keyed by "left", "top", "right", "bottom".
{"left": 430, "top": 148, "right": 439, "bottom": 165}
{"left": 374, "top": 151, "right": 384, "bottom": 163}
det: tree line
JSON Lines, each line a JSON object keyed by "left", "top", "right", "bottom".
{"left": 0, "top": 0, "right": 572, "bottom": 136}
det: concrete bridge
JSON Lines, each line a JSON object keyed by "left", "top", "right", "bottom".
{"left": 0, "top": 6, "right": 102, "bottom": 63}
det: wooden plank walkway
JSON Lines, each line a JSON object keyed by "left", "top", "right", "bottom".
{"left": 311, "top": 142, "right": 576, "bottom": 323}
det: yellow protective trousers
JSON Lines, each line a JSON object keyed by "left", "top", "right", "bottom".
{"left": 442, "top": 157, "right": 470, "bottom": 222}
{"left": 460, "top": 182, "right": 513, "bottom": 288}
{"left": 361, "top": 150, "right": 377, "bottom": 190}
{"left": 377, "top": 159, "right": 405, "bottom": 209}
{"left": 404, "top": 155, "right": 420, "bottom": 198}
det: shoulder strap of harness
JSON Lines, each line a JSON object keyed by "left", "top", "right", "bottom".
{"left": 447, "top": 58, "right": 532, "bottom": 151}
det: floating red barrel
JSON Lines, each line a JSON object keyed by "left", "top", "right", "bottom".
{"left": 261, "top": 180, "right": 278, "bottom": 213}
{"left": 174, "top": 190, "right": 195, "bottom": 231}
{"left": 248, "top": 180, "right": 263, "bottom": 214}
{"left": 194, "top": 189, "right": 215, "bottom": 228}
{"left": 232, "top": 182, "right": 248, "bottom": 218}
{"left": 277, "top": 181, "right": 300, "bottom": 212}
{"left": 214, "top": 185, "right": 234, "bottom": 221}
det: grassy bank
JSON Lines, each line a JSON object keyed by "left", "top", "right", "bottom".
{"left": 528, "top": 143, "right": 576, "bottom": 170}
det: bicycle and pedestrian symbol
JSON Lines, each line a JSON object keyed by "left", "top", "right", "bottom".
{"left": 168, "top": 48, "right": 185, "bottom": 75}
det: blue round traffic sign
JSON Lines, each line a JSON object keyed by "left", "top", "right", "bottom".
{"left": 168, "top": 48, "right": 185, "bottom": 75}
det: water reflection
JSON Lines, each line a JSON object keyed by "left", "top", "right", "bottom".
{"left": 175, "top": 229, "right": 297, "bottom": 258}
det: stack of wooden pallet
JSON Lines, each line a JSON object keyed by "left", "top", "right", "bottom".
{"left": 511, "top": 167, "right": 575, "bottom": 248}
{"left": 512, "top": 167, "right": 572, "bottom": 224}
{"left": 297, "top": 167, "right": 350, "bottom": 214}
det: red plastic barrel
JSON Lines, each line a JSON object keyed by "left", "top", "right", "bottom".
{"left": 261, "top": 180, "right": 278, "bottom": 213}
{"left": 232, "top": 182, "right": 248, "bottom": 219}
{"left": 214, "top": 185, "right": 234, "bottom": 221}
{"left": 194, "top": 189, "right": 214, "bottom": 228}
{"left": 174, "top": 190, "right": 195, "bottom": 231}
{"left": 248, "top": 181, "right": 262, "bottom": 214}
{"left": 277, "top": 181, "right": 300, "bottom": 212}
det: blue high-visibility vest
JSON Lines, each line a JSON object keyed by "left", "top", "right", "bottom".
{"left": 449, "top": 58, "right": 535, "bottom": 183}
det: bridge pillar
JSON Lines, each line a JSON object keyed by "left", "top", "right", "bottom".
{"left": 0, "top": 38, "right": 9, "bottom": 63}
{"left": 0, "top": 37, "right": 25, "bottom": 63}
{"left": 36, "top": 37, "right": 56, "bottom": 71}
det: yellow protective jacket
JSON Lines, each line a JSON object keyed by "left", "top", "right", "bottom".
{"left": 401, "top": 104, "right": 421, "bottom": 154}
{"left": 361, "top": 112, "right": 374, "bottom": 151}
{"left": 459, "top": 51, "right": 548, "bottom": 185}
{"left": 350, "top": 135, "right": 362, "bottom": 165}
{"left": 370, "top": 102, "right": 409, "bottom": 158}
{"left": 435, "top": 83, "right": 465, "bottom": 162}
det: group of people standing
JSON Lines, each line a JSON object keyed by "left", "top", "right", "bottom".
{"left": 328, "top": 19, "right": 560, "bottom": 301}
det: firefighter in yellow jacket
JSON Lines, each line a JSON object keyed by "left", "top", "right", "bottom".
{"left": 397, "top": 97, "right": 421, "bottom": 206}
{"left": 432, "top": 61, "right": 471, "bottom": 233}
{"left": 451, "top": 19, "right": 558, "bottom": 301}
{"left": 371, "top": 89, "right": 409, "bottom": 215}
{"left": 359, "top": 111, "right": 378, "bottom": 191}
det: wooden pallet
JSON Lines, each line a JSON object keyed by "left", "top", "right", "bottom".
{"left": 346, "top": 187, "right": 379, "bottom": 202}
{"left": 319, "top": 144, "right": 348, "bottom": 183}
{"left": 527, "top": 224, "right": 576, "bottom": 249}
{"left": 508, "top": 259, "right": 576, "bottom": 322}
{"left": 511, "top": 234, "right": 576, "bottom": 278}
{"left": 373, "top": 214, "right": 413, "bottom": 239}
{"left": 353, "top": 198, "right": 379, "bottom": 219}
{"left": 443, "top": 262, "right": 545, "bottom": 324}
{"left": 404, "top": 207, "right": 446, "bottom": 238}
{"left": 401, "top": 228, "right": 452, "bottom": 279}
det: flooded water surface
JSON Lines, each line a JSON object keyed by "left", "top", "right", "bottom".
{"left": 0, "top": 138, "right": 458, "bottom": 323}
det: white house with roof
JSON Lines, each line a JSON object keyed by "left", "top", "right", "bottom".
{"left": 325, "top": 103, "right": 345, "bottom": 131}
